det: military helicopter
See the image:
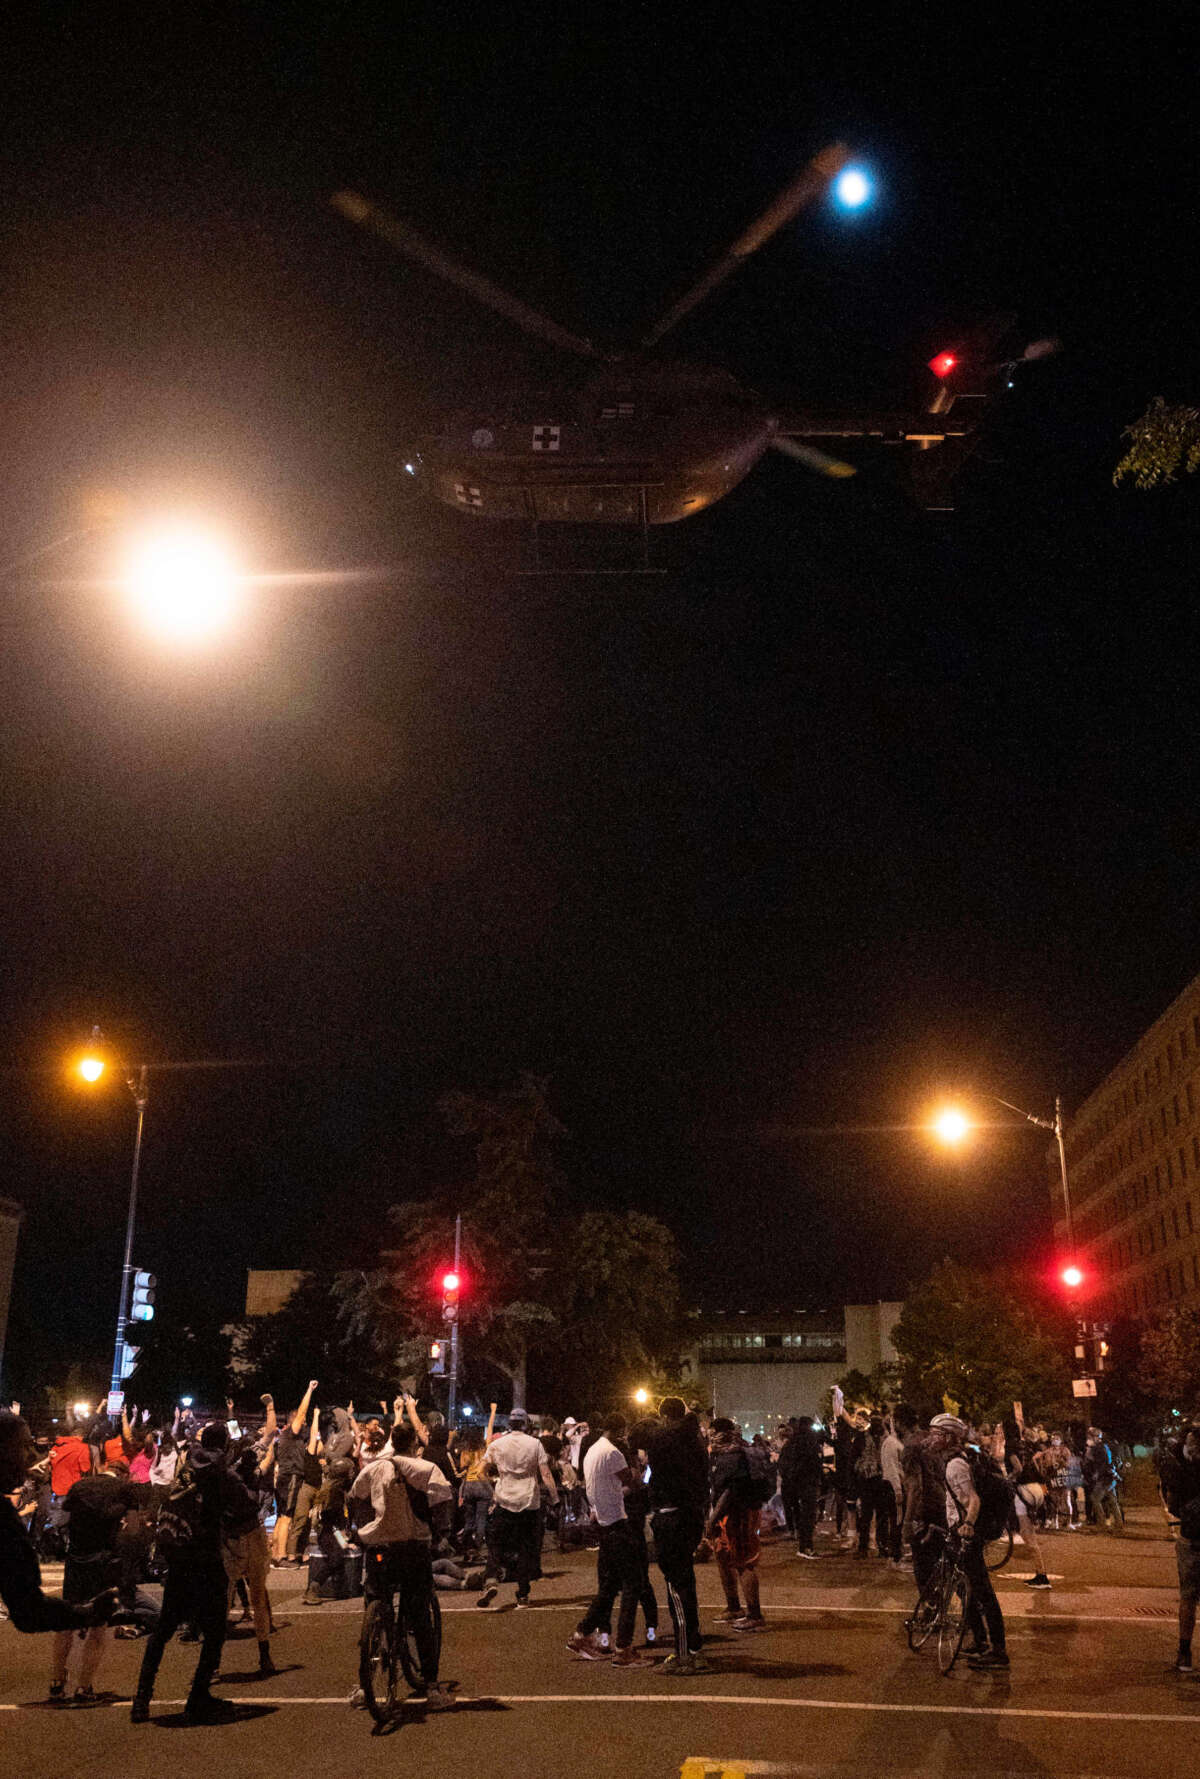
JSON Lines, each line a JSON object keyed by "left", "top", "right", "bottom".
{"left": 332, "top": 145, "right": 1032, "bottom": 537}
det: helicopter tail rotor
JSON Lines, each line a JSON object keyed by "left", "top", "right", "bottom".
{"left": 640, "top": 144, "right": 850, "bottom": 350}
{"left": 331, "top": 190, "right": 601, "bottom": 361}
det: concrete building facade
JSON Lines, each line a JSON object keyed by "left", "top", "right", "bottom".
{"left": 679, "top": 1301, "right": 903, "bottom": 1436}
{"left": 1056, "top": 970, "right": 1200, "bottom": 1319}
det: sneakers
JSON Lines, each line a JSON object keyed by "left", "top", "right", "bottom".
{"left": 644, "top": 1627, "right": 656, "bottom": 1645}
{"left": 967, "top": 1649, "right": 1010, "bottom": 1671}
{"left": 610, "top": 1646, "right": 647, "bottom": 1668}
{"left": 476, "top": 1583, "right": 498, "bottom": 1610}
{"left": 1025, "top": 1573, "right": 1052, "bottom": 1589}
{"left": 347, "top": 1686, "right": 366, "bottom": 1709}
{"left": 795, "top": 1548, "right": 818, "bottom": 1559}
{"left": 71, "top": 1687, "right": 96, "bottom": 1707}
{"left": 48, "top": 1682, "right": 65, "bottom": 1704}
{"left": 130, "top": 1696, "right": 150, "bottom": 1724}
{"left": 713, "top": 1607, "right": 742, "bottom": 1623}
{"left": 1176, "top": 1647, "right": 1194, "bottom": 1673}
{"left": 422, "top": 1683, "right": 454, "bottom": 1711}
{"left": 514, "top": 1597, "right": 530, "bottom": 1610}
{"left": 731, "top": 1615, "right": 767, "bottom": 1633}
{"left": 566, "top": 1631, "right": 605, "bottom": 1660}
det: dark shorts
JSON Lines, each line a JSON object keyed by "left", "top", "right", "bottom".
{"left": 1177, "top": 1539, "right": 1200, "bottom": 1603}
{"left": 275, "top": 1473, "right": 303, "bottom": 1518}
{"left": 63, "top": 1552, "right": 119, "bottom": 1605}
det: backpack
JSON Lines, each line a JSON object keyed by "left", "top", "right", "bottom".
{"left": 854, "top": 1435, "right": 881, "bottom": 1487}
{"left": 961, "top": 1448, "right": 1015, "bottom": 1541}
{"left": 154, "top": 1460, "right": 206, "bottom": 1555}
{"left": 743, "top": 1444, "right": 774, "bottom": 1508}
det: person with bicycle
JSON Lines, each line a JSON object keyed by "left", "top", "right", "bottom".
{"left": 348, "top": 1394, "right": 454, "bottom": 1712}
{"left": 933, "top": 1413, "right": 1009, "bottom": 1672}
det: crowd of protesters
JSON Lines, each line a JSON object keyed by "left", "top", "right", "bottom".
{"left": 2, "top": 1382, "right": 1199, "bottom": 1725}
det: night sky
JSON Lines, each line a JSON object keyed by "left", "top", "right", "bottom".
{"left": 3, "top": 9, "right": 1198, "bottom": 1393}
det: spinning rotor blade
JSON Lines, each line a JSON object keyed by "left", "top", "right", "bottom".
{"left": 332, "top": 190, "right": 600, "bottom": 360}
{"left": 641, "top": 144, "right": 850, "bottom": 350}
{"left": 771, "top": 435, "right": 857, "bottom": 479}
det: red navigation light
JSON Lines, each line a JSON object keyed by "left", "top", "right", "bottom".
{"left": 928, "top": 351, "right": 958, "bottom": 379}
{"left": 442, "top": 1272, "right": 460, "bottom": 1294}
{"left": 1061, "top": 1265, "right": 1084, "bottom": 1290}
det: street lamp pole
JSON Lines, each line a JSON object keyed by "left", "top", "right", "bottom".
{"left": 993, "top": 1093, "right": 1076, "bottom": 1258}
{"left": 109, "top": 1066, "right": 149, "bottom": 1398}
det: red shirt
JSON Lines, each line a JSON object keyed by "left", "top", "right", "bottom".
{"left": 50, "top": 1435, "right": 92, "bottom": 1496}
{"left": 103, "top": 1434, "right": 135, "bottom": 1468}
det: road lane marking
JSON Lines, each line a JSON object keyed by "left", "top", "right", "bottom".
{"left": 4, "top": 1693, "right": 1198, "bottom": 1725}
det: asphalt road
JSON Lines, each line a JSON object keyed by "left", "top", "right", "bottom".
{"left": 4, "top": 1514, "right": 1198, "bottom": 1779}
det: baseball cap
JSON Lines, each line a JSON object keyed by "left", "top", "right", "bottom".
{"left": 508, "top": 1409, "right": 530, "bottom": 1429}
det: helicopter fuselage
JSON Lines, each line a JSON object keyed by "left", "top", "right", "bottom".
{"left": 415, "top": 365, "right": 777, "bottom": 525}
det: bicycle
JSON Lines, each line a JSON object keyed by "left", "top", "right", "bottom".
{"left": 906, "top": 1530, "right": 973, "bottom": 1675}
{"left": 982, "top": 1523, "right": 1013, "bottom": 1571}
{"left": 358, "top": 1572, "right": 443, "bottom": 1724}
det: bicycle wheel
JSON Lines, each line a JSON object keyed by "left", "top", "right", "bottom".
{"left": 906, "top": 1564, "right": 945, "bottom": 1651}
{"left": 359, "top": 1597, "right": 398, "bottom": 1725}
{"left": 937, "top": 1572, "right": 972, "bottom": 1675}
{"left": 397, "top": 1589, "right": 443, "bottom": 1691}
{"left": 984, "top": 1525, "right": 1013, "bottom": 1571}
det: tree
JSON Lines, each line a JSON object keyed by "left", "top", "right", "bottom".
{"left": 890, "top": 1260, "right": 1071, "bottom": 1423}
{"left": 333, "top": 1077, "right": 683, "bottom": 1414}
{"left": 1114, "top": 397, "right": 1200, "bottom": 490}
{"left": 1137, "top": 1306, "right": 1200, "bottom": 1425}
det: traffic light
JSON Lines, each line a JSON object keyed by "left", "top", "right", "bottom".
{"left": 1060, "top": 1264, "right": 1084, "bottom": 1291}
{"left": 928, "top": 350, "right": 958, "bottom": 379}
{"left": 119, "top": 1343, "right": 141, "bottom": 1381}
{"left": 130, "top": 1270, "right": 156, "bottom": 1322}
{"left": 429, "top": 1339, "right": 446, "bottom": 1376}
{"left": 441, "top": 1271, "right": 461, "bottom": 1323}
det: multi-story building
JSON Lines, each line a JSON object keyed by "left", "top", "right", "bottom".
{"left": 1057, "top": 971, "right": 1200, "bottom": 1319}
{"left": 679, "top": 1301, "right": 902, "bottom": 1435}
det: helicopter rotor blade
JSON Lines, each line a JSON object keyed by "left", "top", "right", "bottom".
{"left": 332, "top": 190, "right": 601, "bottom": 360}
{"left": 770, "top": 434, "right": 857, "bottom": 479}
{"left": 641, "top": 144, "right": 850, "bottom": 350}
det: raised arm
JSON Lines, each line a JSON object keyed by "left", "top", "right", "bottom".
{"left": 400, "top": 1393, "right": 429, "bottom": 1447}
{"left": 260, "top": 1393, "right": 277, "bottom": 1442}
{"left": 485, "top": 1402, "right": 498, "bottom": 1443}
{"left": 308, "top": 1407, "right": 321, "bottom": 1456}
{"left": 291, "top": 1380, "right": 317, "bottom": 1438}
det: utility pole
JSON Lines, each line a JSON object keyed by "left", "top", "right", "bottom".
{"left": 447, "top": 1212, "right": 462, "bottom": 1427}
{"left": 110, "top": 1066, "right": 149, "bottom": 1397}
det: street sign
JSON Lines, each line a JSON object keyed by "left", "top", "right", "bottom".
{"left": 1072, "top": 1377, "right": 1098, "bottom": 1398}
{"left": 106, "top": 1390, "right": 125, "bottom": 1417}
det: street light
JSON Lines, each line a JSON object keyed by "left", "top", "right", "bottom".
{"left": 928, "top": 1090, "right": 1078, "bottom": 1261}
{"left": 76, "top": 1028, "right": 149, "bottom": 1399}
{"left": 633, "top": 1387, "right": 650, "bottom": 1406}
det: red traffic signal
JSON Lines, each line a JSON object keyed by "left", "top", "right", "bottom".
{"left": 928, "top": 350, "right": 958, "bottom": 379}
{"left": 442, "top": 1273, "right": 460, "bottom": 1294}
{"left": 1060, "top": 1264, "right": 1084, "bottom": 1290}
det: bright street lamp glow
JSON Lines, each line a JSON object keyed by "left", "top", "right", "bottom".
{"left": 78, "top": 1054, "right": 105, "bottom": 1083}
{"left": 834, "top": 166, "right": 872, "bottom": 209}
{"left": 72, "top": 1400, "right": 91, "bottom": 1420}
{"left": 931, "top": 1106, "right": 970, "bottom": 1144}
{"left": 633, "top": 1387, "right": 650, "bottom": 1405}
{"left": 124, "top": 526, "right": 240, "bottom": 644}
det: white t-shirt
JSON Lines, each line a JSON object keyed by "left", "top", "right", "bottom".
{"left": 583, "top": 1436, "right": 627, "bottom": 1527}
{"left": 488, "top": 1431, "right": 546, "bottom": 1512}
{"left": 880, "top": 1432, "right": 904, "bottom": 1494}
{"left": 944, "top": 1454, "right": 974, "bottom": 1528}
